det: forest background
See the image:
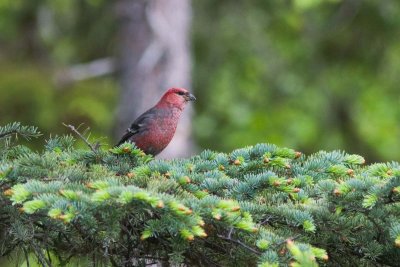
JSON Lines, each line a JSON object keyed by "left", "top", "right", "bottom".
{"left": 0, "top": 0, "right": 399, "bottom": 162}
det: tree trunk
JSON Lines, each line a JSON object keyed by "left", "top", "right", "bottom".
{"left": 114, "top": 0, "right": 194, "bottom": 158}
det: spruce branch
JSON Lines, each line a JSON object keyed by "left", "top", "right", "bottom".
{"left": 1, "top": 129, "right": 400, "bottom": 266}
{"left": 0, "top": 122, "right": 41, "bottom": 141}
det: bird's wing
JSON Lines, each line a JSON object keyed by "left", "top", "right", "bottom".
{"left": 115, "top": 108, "right": 157, "bottom": 147}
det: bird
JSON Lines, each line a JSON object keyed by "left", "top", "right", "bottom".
{"left": 116, "top": 87, "right": 196, "bottom": 156}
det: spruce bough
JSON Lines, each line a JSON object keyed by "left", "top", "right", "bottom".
{"left": 1, "top": 123, "right": 399, "bottom": 266}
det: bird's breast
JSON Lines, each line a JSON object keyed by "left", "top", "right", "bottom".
{"left": 132, "top": 107, "right": 182, "bottom": 155}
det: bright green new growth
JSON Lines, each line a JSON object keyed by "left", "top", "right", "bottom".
{"left": 1, "top": 123, "right": 399, "bottom": 267}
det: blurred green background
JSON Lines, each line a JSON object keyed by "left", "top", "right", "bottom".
{"left": 0, "top": 0, "right": 399, "bottom": 162}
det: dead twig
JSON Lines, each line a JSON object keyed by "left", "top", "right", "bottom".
{"left": 217, "top": 234, "right": 261, "bottom": 255}
{"left": 272, "top": 234, "right": 303, "bottom": 250}
{"left": 62, "top": 123, "right": 98, "bottom": 153}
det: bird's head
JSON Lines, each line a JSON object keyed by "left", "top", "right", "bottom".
{"left": 158, "top": 87, "right": 196, "bottom": 109}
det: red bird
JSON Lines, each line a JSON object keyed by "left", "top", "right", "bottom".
{"left": 117, "top": 88, "right": 196, "bottom": 156}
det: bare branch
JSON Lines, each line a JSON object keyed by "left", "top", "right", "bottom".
{"left": 217, "top": 234, "right": 261, "bottom": 256}
{"left": 272, "top": 234, "right": 302, "bottom": 250}
{"left": 55, "top": 57, "right": 116, "bottom": 86}
{"left": 62, "top": 123, "right": 97, "bottom": 153}
{"left": 0, "top": 130, "right": 17, "bottom": 139}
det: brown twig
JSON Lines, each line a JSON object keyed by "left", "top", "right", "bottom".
{"left": 62, "top": 123, "right": 97, "bottom": 153}
{"left": 217, "top": 234, "right": 261, "bottom": 255}
{"left": 260, "top": 215, "right": 273, "bottom": 225}
{"left": 227, "top": 228, "right": 234, "bottom": 239}
{"left": 0, "top": 130, "right": 17, "bottom": 139}
{"left": 30, "top": 241, "right": 53, "bottom": 267}
{"left": 272, "top": 234, "right": 302, "bottom": 250}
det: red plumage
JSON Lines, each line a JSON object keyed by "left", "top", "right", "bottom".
{"left": 117, "top": 88, "right": 196, "bottom": 156}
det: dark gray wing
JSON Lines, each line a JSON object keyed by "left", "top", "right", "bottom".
{"left": 115, "top": 108, "right": 156, "bottom": 146}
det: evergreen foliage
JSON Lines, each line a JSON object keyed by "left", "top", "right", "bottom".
{"left": 1, "top": 123, "right": 399, "bottom": 266}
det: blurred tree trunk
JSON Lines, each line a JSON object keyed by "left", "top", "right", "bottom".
{"left": 114, "top": 0, "right": 194, "bottom": 158}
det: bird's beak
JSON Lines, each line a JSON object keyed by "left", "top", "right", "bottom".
{"left": 185, "top": 93, "right": 196, "bottom": 102}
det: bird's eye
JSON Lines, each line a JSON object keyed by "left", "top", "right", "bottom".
{"left": 176, "top": 91, "right": 185, "bottom": 96}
